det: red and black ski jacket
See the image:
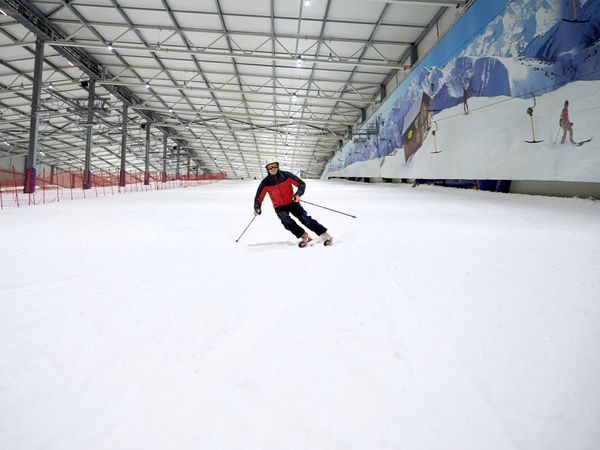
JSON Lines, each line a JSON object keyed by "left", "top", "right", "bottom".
{"left": 254, "top": 170, "right": 305, "bottom": 210}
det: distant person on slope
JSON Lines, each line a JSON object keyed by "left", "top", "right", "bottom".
{"left": 559, "top": 100, "right": 576, "bottom": 144}
{"left": 462, "top": 85, "right": 470, "bottom": 115}
{"left": 253, "top": 161, "right": 332, "bottom": 247}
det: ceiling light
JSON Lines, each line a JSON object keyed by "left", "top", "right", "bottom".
{"left": 292, "top": 93, "right": 297, "bottom": 102}
{"left": 48, "top": 82, "right": 53, "bottom": 90}
{"left": 145, "top": 82, "right": 150, "bottom": 89}
{"left": 296, "top": 56, "right": 303, "bottom": 67}
{"left": 328, "top": 53, "right": 333, "bottom": 62}
{"left": 106, "top": 42, "right": 113, "bottom": 51}
{"left": 304, "top": 0, "right": 310, "bottom": 6}
{"left": 0, "top": 9, "right": 7, "bottom": 16}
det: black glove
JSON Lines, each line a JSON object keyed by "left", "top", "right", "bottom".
{"left": 254, "top": 207, "right": 261, "bottom": 216}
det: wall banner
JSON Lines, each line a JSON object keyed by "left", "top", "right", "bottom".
{"left": 323, "top": 0, "right": 600, "bottom": 183}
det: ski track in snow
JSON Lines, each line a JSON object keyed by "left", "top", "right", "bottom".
{"left": 1, "top": 180, "right": 600, "bottom": 450}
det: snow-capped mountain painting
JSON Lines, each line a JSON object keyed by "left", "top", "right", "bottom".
{"left": 323, "top": 0, "right": 600, "bottom": 183}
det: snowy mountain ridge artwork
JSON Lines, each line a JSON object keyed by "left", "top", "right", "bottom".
{"left": 323, "top": 0, "right": 600, "bottom": 183}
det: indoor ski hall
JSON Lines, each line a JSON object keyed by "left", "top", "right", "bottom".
{"left": 1, "top": 1, "right": 599, "bottom": 449}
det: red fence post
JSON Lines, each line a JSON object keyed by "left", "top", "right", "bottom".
{"left": 82, "top": 171, "right": 86, "bottom": 199}
{"left": 11, "top": 166, "right": 19, "bottom": 208}
{"left": 109, "top": 169, "right": 115, "bottom": 195}
{"left": 0, "top": 178, "right": 3, "bottom": 210}
{"left": 69, "top": 168, "right": 74, "bottom": 201}
{"left": 42, "top": 167, "right": 46, "bottom": 205}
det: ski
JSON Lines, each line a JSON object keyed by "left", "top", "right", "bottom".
{"left": 562, "top": 19, "right": 589, "bottom": 23}
{"left": 576, "top": 138, "right": 593, "bottom": 146}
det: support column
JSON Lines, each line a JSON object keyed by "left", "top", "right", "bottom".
{"left": 176, "top": 146, "right": 181, "bottom": 180}
{"left": 144, "top": 122, "right": 150, "bottom": 185}
{"left": 161, "top": 135, "right": 167, "bottom": 182}
{"left": 195, "top": 165, "right": 199, "bottom": 177}
{"left": 410, "top": 43, "right": 418, "bottom": 67}
{"left": 186, "top": 153, "right": 191, "bottom": 177}
{"left": 83, "top": 79, "right": 95, "bottom": 189}
{"left": 119, "top": 103, "right": 128, "bottom": 187}
{"left": 24, "top": 38, "right": 45, "bottom": 194}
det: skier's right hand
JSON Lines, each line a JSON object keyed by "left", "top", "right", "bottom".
{"left": 254, "top": 207, "right": 261, "bottom": 216}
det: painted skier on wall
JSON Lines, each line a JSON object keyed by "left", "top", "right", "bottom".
{"left": 559, "top": 100, "right": 576, "bottom": 145}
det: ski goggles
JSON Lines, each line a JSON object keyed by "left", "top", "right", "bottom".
{"left": 265, "top": 162, "right": 279, "bottom": 170}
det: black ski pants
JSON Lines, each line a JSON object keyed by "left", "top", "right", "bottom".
{"left": 275, "top": 202, "right": 327, "bottom": 238}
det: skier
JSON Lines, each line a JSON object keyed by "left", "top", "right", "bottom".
{"left": 462, "top": 84, "right": 470, "bottom": 115}
{"left": 253, "top": 161, "right": 332, "bottom": 247}
{"left": 559, "top": 100, "right": 576, "bottom": 144}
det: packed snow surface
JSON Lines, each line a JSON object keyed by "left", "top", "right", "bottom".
{"left": 1, "top": 180, "right": 599, "bottom": 450}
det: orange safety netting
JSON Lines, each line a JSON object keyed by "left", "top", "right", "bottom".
{"left": 0, "top": 167, "right": 227, "bottom": 209}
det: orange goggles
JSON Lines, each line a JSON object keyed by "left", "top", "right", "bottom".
{"left": 265, "top": 162, "right": 279, "bottom": 170}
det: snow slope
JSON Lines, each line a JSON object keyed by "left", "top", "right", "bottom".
{"left": 1, "top": 180, "right": 599, "bottom": 450}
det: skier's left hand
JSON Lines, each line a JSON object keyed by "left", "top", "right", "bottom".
{"left": 292, "top": 194, "right": 301, "bottom": 203}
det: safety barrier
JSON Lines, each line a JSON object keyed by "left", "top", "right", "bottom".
{"left": 0, "top": 167, "right": 227, "bottom": 210}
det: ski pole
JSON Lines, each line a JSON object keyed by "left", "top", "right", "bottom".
{"left": 301, "top": 200, "right": 357, "bottom": 219}
{"left": 553, "top": 126, "right": 561, "bottom": 144}
{"left": 235, "top": 216, "right": 257, "bottom": 242}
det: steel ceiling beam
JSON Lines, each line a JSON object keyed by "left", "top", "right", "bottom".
{"left": 0, "top": 0, "right": 190, "bottom": 166}
{"left": 30, "top": 18, "right": 414, "bottom": 48}
{"left": 158, "top": 0, "right": 239, "bottom": 176}
{"left": 363, "top": 0, "right": 464, "bottom": 5}
{"left": 47, "top": 40, "right": 411, "bottom": 70}
{"left": 15, "top": 3, "right": 430, "bottom": 30}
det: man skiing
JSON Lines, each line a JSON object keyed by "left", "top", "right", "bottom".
{"left": 559, "top": 100, "right": 576, "bottom": 144}
{"left": 253, "top": 161, "right": 332, "bottom": 247}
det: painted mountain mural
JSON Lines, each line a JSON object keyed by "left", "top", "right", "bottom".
{"left": 325, "top": 0, "right": 600, "bottom": 174}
